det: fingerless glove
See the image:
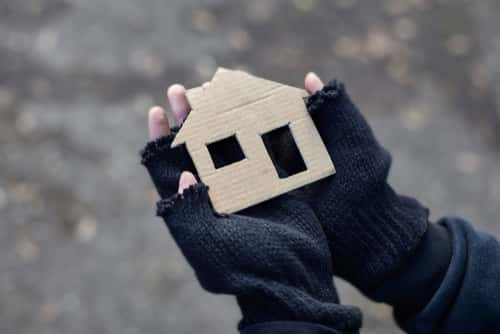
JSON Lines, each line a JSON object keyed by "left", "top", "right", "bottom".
{"left": 141, "top": 133, "right": 362, "bottom": 332}
{"left": 306, "top": 81, "right": 429, "bottom": 292}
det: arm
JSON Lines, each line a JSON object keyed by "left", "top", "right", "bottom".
{"left": 374, "top": 217, "right": 500, "bottom": 333}
{"left": 304, "top": 75, "right": 500, "bottom": 333}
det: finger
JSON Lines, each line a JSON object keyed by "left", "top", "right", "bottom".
{"left": 167, "top": 84, "right": 190, "bottom": 126}
{"left": 148, "top": 106, "right": 170, "bottom": 140}
{"left": 305, "top": 72, "right": 324, "bottom": 94}
{"left": 178, "top": 171, "right": 198, "bottom": 194}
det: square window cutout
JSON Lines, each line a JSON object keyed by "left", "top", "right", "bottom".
{"left": 261, "top": 125, "right": 307, "bottom": 178}
{"left": 207, "top": 135, "right": 246, "bottom": 169}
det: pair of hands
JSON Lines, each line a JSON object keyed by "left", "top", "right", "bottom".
{"left": 141, "top": 73, "right": 428, "bottom": 331}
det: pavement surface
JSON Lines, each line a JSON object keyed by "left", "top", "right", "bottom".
{"left": 1, "top": 0, "right": 500, "bottom": 333}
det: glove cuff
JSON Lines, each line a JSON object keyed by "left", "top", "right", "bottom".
{"left": 333, "top": 184, "right": 429, "bottom": 292}
{"left": 237, "top": 293, "right": 362, "bottom": 333}
{"left": 156, "top": 183, "right": 213, "bottom": 221}
{"left": 140, "top": 127, "right": 180, "bottom": 164}
{"left": 140, "top": 128, "right": 196, "bottom": 198}
{"left": 306, "top": 80, "right": 345, "bottom": 114}
{"left": 240, "top": 321, "right": 349, "bottom": 334}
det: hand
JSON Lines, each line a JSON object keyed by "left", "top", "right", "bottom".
{"left": 140, "top": 84, "right": 361, "bottom": 331}
{"left": 302, "top": 73, "right": 429, "bottom": 292}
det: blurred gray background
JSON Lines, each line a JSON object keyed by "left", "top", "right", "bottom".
{"left": 1, "top": 0, "right": 500, "bottom": 333}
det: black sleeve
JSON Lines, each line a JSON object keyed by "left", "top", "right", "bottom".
{"left": 368, "top": 217, "right": 500, "bottom": 333}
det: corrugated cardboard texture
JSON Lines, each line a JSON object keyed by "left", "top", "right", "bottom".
{"left": 172, "top": 68, "right": 335, "bottom": 213}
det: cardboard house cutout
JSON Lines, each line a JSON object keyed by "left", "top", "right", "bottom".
{"left": 172, "top": 68, "right": 335, "bottom": 213}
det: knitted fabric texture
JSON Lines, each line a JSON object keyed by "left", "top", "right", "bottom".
{"left": 140, "top": 134, "right": 362, "bottom": 332}
{"left": 305, "top": 81, "right": 429, "bottom": 292}
{"left": 141, "top": 126, "right": 196, "bottom": 198}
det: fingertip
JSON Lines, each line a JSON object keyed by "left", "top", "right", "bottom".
{"left": 178, "top": 171, "right": 198, "bottom": 194}
{"left": 148, "top": 106, "right": 170, "bottom": 140}
{"left": 305, "top": 72, "right": 324, "bottom": 94}
{"left": 167, "top": 84, "right": 186, "bottom": 99}
{"left": 167, "top": 84, "right": 190, "bottom": 125}
{"left": 149, "top": 106, "right": 165, "bottom": 120}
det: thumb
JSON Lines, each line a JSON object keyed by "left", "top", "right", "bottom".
{"left": 178, "top": 171, "right": 198, "bottom": 194}
{"left": 157, "top": 177, "right": 215, "bottom": 242}
{"left": 305, "top": 72, "right": 324, "bottom": 94}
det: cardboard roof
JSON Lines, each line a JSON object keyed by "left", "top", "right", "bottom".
{"left": 171, "top": 68, "right": 306, "bottom": 147}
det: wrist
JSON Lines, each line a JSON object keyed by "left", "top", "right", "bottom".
{"left": 331, "top": 184, "right": 429, "bottom": 291}
{"left": 368, "top": 222, "right": 452, "bottom": 318}
{"left": 240, "top": 321, "right": 350, "bottom": 334}
{"left": 237, "top": 287, "right": 361, "bottom": 332}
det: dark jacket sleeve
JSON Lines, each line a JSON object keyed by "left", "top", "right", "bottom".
{"left": 369, "top": 217, "right": 500, "bottom": 333}
{"left": 402, "top": 217, "right": 500, "bottom": 333}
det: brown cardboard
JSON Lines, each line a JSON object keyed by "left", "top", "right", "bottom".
{"left": 172, "top": 68, "right": 335, "bottom": 213}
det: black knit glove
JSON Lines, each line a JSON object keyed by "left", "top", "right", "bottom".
{"left": 304, "top": 81, "right": 429, "bottom": 292}
{"left": 140, "top": 133, "right": 362, "bottom": 332}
